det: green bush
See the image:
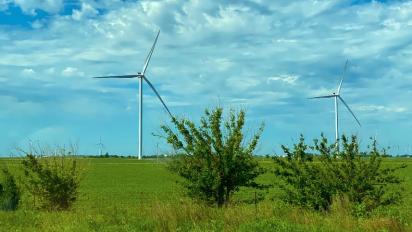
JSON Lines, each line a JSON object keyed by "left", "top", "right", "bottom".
{"left": 21, "top": 147, "right": 83, "bottom": 210}
{"left": 0, "top": 168, "right": 20, "bottom": 211}
{"left": 274, "top": 134, "right": 405, "bottom": 215}
{"left": 161, "top": 107, "right": 265, "bottom": 207}
{"left": 273, "top": 135, "right": 336, "bottom": 211}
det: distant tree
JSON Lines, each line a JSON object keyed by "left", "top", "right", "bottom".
{"left": 161, "top": 107, "right": 265, "bottom": 207}
{"left": 274, "top": 134, "right": 406, "bottom": 216}
{"left": 0, "top": 168, "right": 20, "bottom": 211}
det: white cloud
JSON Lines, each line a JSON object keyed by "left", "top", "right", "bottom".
{"left": 203, "top": 5, "right": 270, "bottom": 34}
{"left": 203, "top": 58, "right": 234, "bottom": 71}
{"left": 31, "top": 20, "right": 45, "bottom": 29}
{"left": 356, "top": 104, "right": 407, "bottom": 113}
{"left": 226, "top": 76, "right": 260, "bottom": 91}
{"left": 274, "top": 39, "right": 298, "bottom": 43}
{"left": 61, "top": 67, "right": 84, "bottom": 77}
{"left": 267, "top": 75, "right": 299, "bottom": 85}
{"left": 22, "top": 68, "right": 35, "bottom": 75}
{"left": 46, "top": 67, "right": 55, "bottom": 74}
{"left": 72, "top": 3, "right": 98, "bottom": 21}
{"left": 242, "top": 90, "right": 289, "bottom": 106}
{"left": 2, "top": 0, "right": 412, "bottom": 154}
{"left": 13, "top": 0, "right": 63, "bottom": 15}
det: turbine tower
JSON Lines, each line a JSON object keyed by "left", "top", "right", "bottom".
{"left": 96, "top": 136, "right": 105, "bottom": 156}
{"left": 93, "top": 30, "right": 173, "bottom": 160}
{"left": 309, "top": 60, "right": 361, "bottom": 142}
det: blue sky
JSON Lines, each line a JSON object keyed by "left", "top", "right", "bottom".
{"left": 1, "top": 0, "right": 412, "bottom": 156}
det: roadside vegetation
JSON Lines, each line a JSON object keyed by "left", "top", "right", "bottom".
{"left": 0, "top": 107, "right": 409, "bottom": 231}
{"left": 274, "top": 134, "right": 406, "bottom": 216}
{"left": 161, "top": 107, "right": 265, "bottom": 207}
{"left": 0, "top": 168, "right": 20, "bottom": 211}
{"left": 21, "top": 146, "right": 83, "bottom": 210}
{"left": 0, "top": 156, "right": 410, "bottom": 231}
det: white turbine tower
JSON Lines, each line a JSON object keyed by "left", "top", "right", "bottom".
{"left": 93, "top": 30, "right": 173, "bottom": 160}
{"left": 309, "top": 60, "right": 361, "bottom": 142}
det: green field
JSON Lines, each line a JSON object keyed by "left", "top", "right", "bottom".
{"left": 0, "top": 157, "right": 411, "bottom": 232}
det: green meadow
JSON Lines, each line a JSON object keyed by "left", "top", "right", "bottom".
{"left": 0, "top": 157, "right": 411, "bottom": 232}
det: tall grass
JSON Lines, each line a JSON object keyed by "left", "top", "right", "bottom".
{"left": 0, "top": 198, "right": 408, "bottom": 231}
{"left": 0, "top": 157, "right": 410, "bottom": 231}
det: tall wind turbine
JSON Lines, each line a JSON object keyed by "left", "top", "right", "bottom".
{"left": 309, "top": 60, "right": 361, "bottom": 142}
{"left": 93, "top": 30, "right": 173, "bottom": 160}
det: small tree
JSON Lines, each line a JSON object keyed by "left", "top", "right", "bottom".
{"left": 0, "top": 168, "right": 20, "bottom": 211}
{"left": 273, "top": 135, "right": 336, "bottom": 210}
{"left": 274, "top": 134, "right": 405, "bottom": 215}
{"left": 161, "top": 107, "right": 264, "bottom": 207}
{"left": 21, "top": 146, "right": 83, "bottom": 210}
{"left": 317, "top": 135, "right": 405, "bottom": 215}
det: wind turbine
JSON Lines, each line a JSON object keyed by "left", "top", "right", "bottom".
{"left": 93, "top": 30, "right": 173, "bottom": 160}
{"left": 96, "top": 136, "right": 105, "bottom": 156}
{"left": 309, "top": 60, "right": 361, "bottom": 142}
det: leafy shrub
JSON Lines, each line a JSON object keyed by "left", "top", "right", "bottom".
{"left": 0, "top": 168, "right": 20, "bottom": 211}
{"left": 161, "top": 107, "right": 265, "bottom": 207}
{"left": 319, "top": 135, "right": 405, "bottom": 215}
{"left": 273, "top": 135, "right": 336, "bottom": 211}
{"left": 274, "top": 134, "right": 405, "bottom": 215}
{"left": 21, "top": 146, "right": 83, "bottom": 210}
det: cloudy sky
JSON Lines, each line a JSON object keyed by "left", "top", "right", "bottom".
{"left": 1, "top": 0, "right": 411, "bottom": 156}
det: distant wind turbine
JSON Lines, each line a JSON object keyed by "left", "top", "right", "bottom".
{"left": 93, "top": 30, "right": 173, "bottom": 160}
{"left": 309, "top": 60, "right": 361, "bottom": 142}
{"left": 96, "top": 136, "right": 105, "bottom": 156}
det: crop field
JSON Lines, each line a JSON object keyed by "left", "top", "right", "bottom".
{"left": 0, "top": 157, "right": 411, "bottom": 232}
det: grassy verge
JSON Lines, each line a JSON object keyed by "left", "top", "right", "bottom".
{"left": 0, "top": 157, "right": 410, "bottom": 231}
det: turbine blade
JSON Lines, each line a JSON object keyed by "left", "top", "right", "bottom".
{"left": 142, "top": 30, "right": 160, "bottom": 75}
{"left": 337, "top": 59, "right": 349, "bottom": 94}
{"left": 143, "top": 76, "right": 173, "bottom": 118}
{"left": 308, "top": 95, "right": 335, "bottom": 99}
{"left": 93, "top": 75, "right": 138, "bottom": 78}
{"left": 338, "top": 96, "right": 361, "bottom": 127}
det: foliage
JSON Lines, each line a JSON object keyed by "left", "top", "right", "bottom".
{"left": 317, "top": 135, "right": 406, "bottom": 215}
{"left": 0, "top": 168, "right": 20, "bottom": 211}
{"left": 21, "top": 146, "right": 83, "bottom": 210}
{"left": 161, "top": 107, "right": 265, "bottom": 207}
{"left": 273, "top": 135, "right": 336, "bottom": 211}
{"left": 274, "top": 134, "right": 406, "bottom": 215}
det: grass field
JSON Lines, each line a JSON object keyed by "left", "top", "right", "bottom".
{"left": 0, "top": 157, "right": 411, "bottom": 231}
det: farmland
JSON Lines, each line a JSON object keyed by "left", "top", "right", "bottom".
{"left": 0, "top": 157, "right": 411, "bottom": 232}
